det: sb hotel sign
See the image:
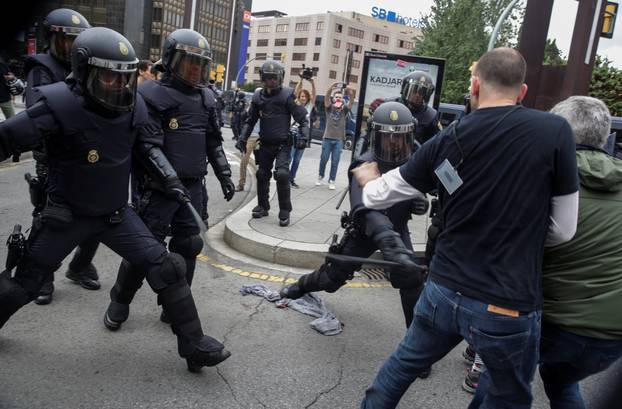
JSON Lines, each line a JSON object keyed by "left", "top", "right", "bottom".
{"left": 371, "top": 7, "right": 423, "bottom": 28}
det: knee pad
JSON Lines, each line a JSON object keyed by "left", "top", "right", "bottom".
{"left": 256, "top": 168, "right": 271, "bottom": 182}
{"left": 169, "top": 235, "right": 203, "bottom": 259}
{"left": 145, "top": 253, "right": 186, "bottom": 291}
{"left": 274, "top": 168, "right": 289, "bottom": 183}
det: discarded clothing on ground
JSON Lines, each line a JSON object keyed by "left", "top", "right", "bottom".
{"left": 240, "top": 284, "right": 343, "bottom": 335}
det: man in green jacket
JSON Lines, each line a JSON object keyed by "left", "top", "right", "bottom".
{"left": 540, "top": 96, "right": 622, "bottom": 408}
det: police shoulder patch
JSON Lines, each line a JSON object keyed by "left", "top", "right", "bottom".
{"left": 169, "top": 118, "right": 179, "bottom": 130}
{"left": 87, "top": 149, "right": 99, "bottom": 163}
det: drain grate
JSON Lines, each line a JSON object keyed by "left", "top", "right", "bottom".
{"left": 355, "top": 267, "right": 388, "bottom": 281}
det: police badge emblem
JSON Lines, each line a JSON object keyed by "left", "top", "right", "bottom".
{"left": 389, "top": 111, "right": 399, "bottom": 121}
{"left": 198, "top": 38, "right": 207, "bottom": 49}
{"left": 119, "top": 42, "right": 129, "bottom": 56}
{"left": 87, "top": 149, "right": 99, "bottom": 163}
{"left": 169, "top": 118, "right": 179, "bottom": 130}
{"left": 71, "top": 15, "right": 81, "bottom": 25}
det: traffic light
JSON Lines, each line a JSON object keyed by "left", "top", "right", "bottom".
{"left": 602, "top": 2, "right": 618, "bottom": 39}
{"left": 215, "top": 64, "right": 225, "bottom": 82}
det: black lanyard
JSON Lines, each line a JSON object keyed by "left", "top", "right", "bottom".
{"left": 452, "top": 105, "right": 522, "bottom": 171}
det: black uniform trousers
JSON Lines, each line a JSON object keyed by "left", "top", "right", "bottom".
{"left": 301, "top": 217, "right": 423, "bottom": 329}
{"left": 231, "top": 113, "right": 242, "bottom": 140}
{"left": 255, "top": 143, "right": 292, "bottom": 212}
{"left": 1, "top": 206, "right": 166, "bottom": 326}
{"left": 110, "top": 179, "right": 203, "bottom": 305}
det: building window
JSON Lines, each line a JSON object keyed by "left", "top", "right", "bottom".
{"left": 335, "top": 23, "right": 343, "bottom": 33}
{"left": 290, "top": 67, "right": 302, "bottom": 76}
{"left": 316, "top": 21, "right": 324, "bottom": 30}
{"left": 315, "top": 37, "right": 322, "bottom": 46}
{"left": 313, "top": 53, "right": 320, "bottom": 61}
{"left": 398, "top": 39, "right": 413, "bottom": 49}
{"left": 349, "top": 74, "right": 358, "bottom": 83}
{"left": 257, "top": 39, "right": 268, "bottom": 47}
{"left": 275, "top": 38, "right": 287, "bottom": 46}
{"left": 247, "top": 40, "right": 251, "bottom": 47}
{"left": 151, "top": 34, "right": 161, "bottom": 48}
{"left": 153, "top": 7, "right": 162, "bottom": 22}
{"left": 276, "top": 24, "right": 289, "bottom": 32}
{"left": 294, "top": 38, "right": 308, "bottom": 46}
{"left": 329, "top": 70, "right": 337, "bottom": 79}
{"left": 258, "top": 25, "right": 270, "bottom": 33}
{"left": 255, "top": 53, "right": 267, "bottom": 60}
{"left": 347, "top": 43, "right": 362, "bottom": 53}
{"left": 331, "top": 55, "right": 339, "bottom": 64}
{"left": 292, "top": 53, "right": 306, "bottom": 61}
{"left": 373, "top": 34, "right": 389, "bottom": 44}
{"left": 348, "top": 27, "right": 364, "bottom": 39}
{"left": 273, "top": 52, "right": 282, "bottom": 61}
{"left": 295, "top": 22, "right": 309, "bottom": 31}
{"left": 254, "top": 67, "right": 261, "bottom": 74}
{"left": 333, "top": 39, "right": 341, "bottom": 48}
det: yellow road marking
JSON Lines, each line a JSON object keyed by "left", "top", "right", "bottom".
{"left": 197, "top": 253, "right": 392, "bottom": 288}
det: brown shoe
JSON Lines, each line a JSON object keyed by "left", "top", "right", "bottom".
{"left": 235, "top": 185, "right": 244, "bottom": 192}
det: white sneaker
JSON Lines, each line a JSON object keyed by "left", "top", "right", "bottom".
{"left": 328, "top": 181, "right": 336, "bottom": 190}
{"left": 315, "top": 177, "right": 324, "bottom": 186}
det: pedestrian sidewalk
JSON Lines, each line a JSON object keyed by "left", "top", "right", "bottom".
{"left": 224, "top": 139, "right": 430, "bottom": 269}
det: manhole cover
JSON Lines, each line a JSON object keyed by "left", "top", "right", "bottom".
{"left": 356, "top": 267, "right": 388, "bottom": 281}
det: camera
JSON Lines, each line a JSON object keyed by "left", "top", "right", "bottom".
{"left": 300, "top": 64, "right": 317, "bottom": 80}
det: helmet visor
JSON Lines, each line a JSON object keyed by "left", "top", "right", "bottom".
{"left": 403, "top": 80, "right": 434, "bottom": 106}
{"left": 86, "top": 66, "right": 137, "bottom": 111}
{"left": 372, "top": 124, "right": 415, "bottom": 165}
{"left": 50, "top": 31, "right": 81, "bottom": 63}
{"left": 170, "top": 48, "right": 211, "bottom": 88}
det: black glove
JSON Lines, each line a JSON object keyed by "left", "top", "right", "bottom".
{"left": 218, "top": 176, "right": 235, "bottom": 201}
{"left": 411, "top": 196, "right": 430, "bottom": 216}
{"left": 294, "top": 133, "right": 308, "bottom": 150}
{"left": 386, "top": 259, "right": 428, "bottom": 290}
{"left": 164, "top": 178, "right": 190, "bottom": 204}
{"left": 235, "top": 138, "right": 247, "bottom": 154}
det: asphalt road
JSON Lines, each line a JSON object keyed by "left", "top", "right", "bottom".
{"left": 0, "top": 126, "right": 619, "bottom": 409}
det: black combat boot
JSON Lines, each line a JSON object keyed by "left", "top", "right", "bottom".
{"left": 66, "top": 263, "right": 101, "bottom": 290}
{"left": 252, "top": 205, "right": 269, "bottom": 218}
{"left": 278, "top": 209, "right": 290, "bottom": 227}
{"left": 103, "top": 301, "right": 129, "bottom": 331}
{"left": 279, "top": 264, "right": 343, "bottom": 299}
{"left": 34, "top": 280, "right": 54, "bottom": 305}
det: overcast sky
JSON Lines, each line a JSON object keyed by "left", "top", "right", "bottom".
{"left": 251, "top": 0, "right": 622, "bottom": 68}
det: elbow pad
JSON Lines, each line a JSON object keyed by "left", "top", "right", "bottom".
{"left": 136, "top": 143, "right": 178, "bottom": 182}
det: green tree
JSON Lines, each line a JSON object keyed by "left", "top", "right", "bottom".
{"left": 242, "top": 82, "right": 258, "bottom": 93}
{"left": 590, "top": 56, "right": 622, "bottom": 117}
{"left": 543, "top": 38, "right": 566, "bottom": 65}
{"left": 413, "top": 0, "right": 523, "bottom": 104}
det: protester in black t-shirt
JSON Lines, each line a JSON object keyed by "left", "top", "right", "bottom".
{"left": 355, "top": 48, "right": 579, "bottom": 409}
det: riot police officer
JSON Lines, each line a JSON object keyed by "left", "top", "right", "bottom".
{"left": 230, "top": 90, "right": 246, "bottom": 140}
{"left": 235, "top": 60, "right": 309, "bottom": 226}
{"left": 0, "top": 27, "right": 230, "bottom": 372}
{"left": 22, "top": 8, "right": 100, "bottom": 304}
{"left": 362, "top": 71, "right": 439, "bottom": 154}
{"left": 280, "top": 101, "right": 428, "bottom": 332}
{"left": 103, "top": 29, "right": 235, "bottom": 329}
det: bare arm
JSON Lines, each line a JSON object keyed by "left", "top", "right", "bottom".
{"left": 325, "top": 82, "right": 337, "bottom": 109}
{"left": 309, "top": 79, "right": 316, "bottom": 104}
{"left": 295, "top": 79, "right": 303, "bottom": 98}
{"left": 345, "top": 87, "right": 354, "bottom": 110}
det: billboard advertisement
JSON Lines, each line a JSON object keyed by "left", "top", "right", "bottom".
{"left": 354, "top": 52, "right": 445, "bottom": 141}
{"left": 236, "top": 9, "right": 252, "bottom": 85}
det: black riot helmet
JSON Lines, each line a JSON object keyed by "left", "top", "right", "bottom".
{"left": 400, "top": 71, "right": 435, "bottom": 110}
{"left": 161, "top": 29, "right": 212, "bottom": 88}
{"left": 42, "top": 8, "right": 91, "bottom": 65}
{"left": 71, "top": 27, "right": 139, "bottom": 112}
{"left": 259, "top": 60, "right": 284, "bottom": 90}
{"left": 370, "top": 101, "right": 416, "bottom": 167}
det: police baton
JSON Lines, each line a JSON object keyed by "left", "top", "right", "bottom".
{"left": 335, "top": 187, "right": 349, "bottom": 210}
{"left": 324, "top": 253, "right": 403, "bottom": 270}
{"left": 173, "top": 189, "right": 208, "bottom": 244}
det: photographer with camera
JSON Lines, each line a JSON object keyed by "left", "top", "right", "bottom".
{"left": 316, "top": 82, "right": 353, "bottom": 190}
{"left": 289, "top": 66, "right": 317, "bottom": 188}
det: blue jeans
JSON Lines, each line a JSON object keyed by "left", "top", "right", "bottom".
{"left": 289, "top": 146, "right": 305, "bottom": 182}
{"left": 538, "top": 322, "right": 622, "bottom": 409}
{"left": 318, "top": 138, "right": 343, "bottom": 182}
{"left": 361, "top": 280, "right": 541, "bottom": 409}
